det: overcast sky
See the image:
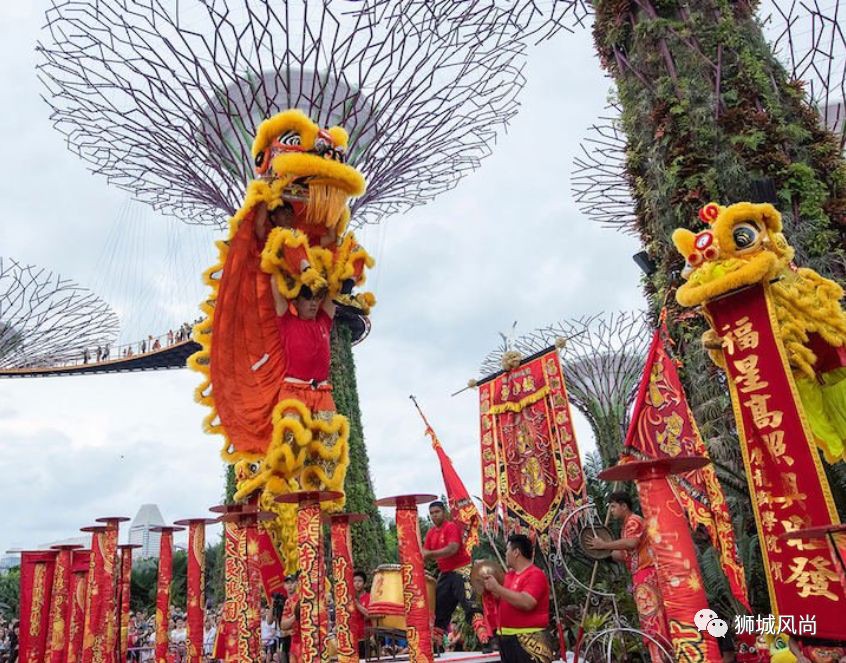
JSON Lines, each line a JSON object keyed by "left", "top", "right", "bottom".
{"left": 0, "top": 0, "right": 651, "bottom": 554}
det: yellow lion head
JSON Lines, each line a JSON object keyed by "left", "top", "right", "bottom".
{"left": 251, "top": 109, "right": 366, "bottom": 230}
{"left": 672, "top": 201, "right": 794, "bottom": 307}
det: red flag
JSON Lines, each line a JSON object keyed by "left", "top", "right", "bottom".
{"left": 429, "top": 430, "right": 481, "bottom": 555}
{"left": 625, "top": 321, "right": 750, "bottom": 610}
{"left": 411, "top": 397, "right": 482, "bottom": 555}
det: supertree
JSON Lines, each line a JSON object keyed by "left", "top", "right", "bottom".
{"left": 36, "top": 0, "right": 527, "bottom": 570}
{"left": 563, "top": 0, "right": 846, "bottom": 514}
{"left": 0, "top": 257, "right": 119, "bottom": 371}
{"left": 480, "top": 312, "right": 652, "bottom": 468}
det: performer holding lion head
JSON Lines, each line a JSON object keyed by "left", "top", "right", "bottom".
{"left": 190, "top": 109, "right": 375, "bottom": 569}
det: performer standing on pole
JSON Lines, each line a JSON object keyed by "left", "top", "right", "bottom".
{"left": 585, "top": 491, "right": 669, "bottom": 660}
{"left": 481, "top": 534, "right": 552, "bottom": 663}
{"left": 422, "top": 501, "right": 491, "bottom": 651}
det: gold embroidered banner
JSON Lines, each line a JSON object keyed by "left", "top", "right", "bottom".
{"left": 118, "top": 546, "right": 135, "bottom": 663}
{"left": 625, "top": 323, "right": 749, "bottom": 610}
{"left": 638, "top": 473, "right": 722, "bottom": 662}
{"left": 479, "top": 347, "right": 585, "bottom": 534}
{"left": 255, "top": 526, "right": 287, "bottom": 600}
{"left": 20, "top": 550, "right": 57, "bottom": 663}
{"left": 67, "top": 549, "right": 90, "bottom": 663}
{"left": 330, "top": 517, "right": 358, "bottom": 663}
{"left": 220, "top": 518, "right": 261, "bottom": 662}
{"left": 185, "top": 523, "right": 206, "bottom": 663}
{"left": 297, "top": 498, "right": 323, "bottom": 663}
{"left": 46, "top": 547, "right": 73, "bottom": 662}
{"left": 155, "top": 529, "right": 175, "bottom": 663}
{"left": 396, "top": 498, "right": 434, "bottom": 663}
{"left": 705, "top": 283, "right": 844, "bottom": 639}
{"left": 81, "top": 528, "right": 107, "bottom": 663}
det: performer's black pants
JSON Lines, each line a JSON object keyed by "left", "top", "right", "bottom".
{"left": 434, "top": 567, "right": 482, "bottom": 631}
{"left": 499, "top": 631, "right": 554, "bottom": 663}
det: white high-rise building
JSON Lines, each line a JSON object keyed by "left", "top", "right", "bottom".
{"left": 128, "top": 504, "right": 165, "bottom": 559}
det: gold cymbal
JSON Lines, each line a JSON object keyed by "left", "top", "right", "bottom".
{"left": 470, "top": 558, "right": 505, "bottom": 595}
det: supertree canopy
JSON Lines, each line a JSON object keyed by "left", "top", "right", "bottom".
{"left": 571, "top": 2, "right": 846, "bottom": 239}
{"left": 0, "top": 258, "right": 119, "bottom": 370}
{"left": 480, "top": 312, "right": 651, "bottom": 468}
{"left": 36, "top": 0, "right": 529, "bottom": 571}
{"left": 37, "top": 0, "right": 526, "bottom": 227}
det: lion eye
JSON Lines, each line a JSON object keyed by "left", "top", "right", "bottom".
{"left": 249, "top": 462, "right": 260, "bottom": 473}
{"left": 278, "top": 131, "right": 301, "bottom": 146}
{"left": 732, "top": 222, "right": 759, "bottom": 250}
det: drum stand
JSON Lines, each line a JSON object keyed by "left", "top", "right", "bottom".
{"left": 375, "top": 494, "right": 437, "bottom": 663}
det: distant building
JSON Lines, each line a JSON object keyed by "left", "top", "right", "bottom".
{"left": 128, "top": 504, "right": 165, "bottom": 559}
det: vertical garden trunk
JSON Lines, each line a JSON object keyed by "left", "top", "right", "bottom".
{"left": 331, "top": 323, "right": 388, "bottom": 572}
{"left": 591, "top": 0, "right": 846, "bottom": 612}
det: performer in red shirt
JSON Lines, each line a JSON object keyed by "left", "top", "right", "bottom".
{"left": 422, "top": 501, "right": 491, "bottom": 649}
{"left": 351, "top": 570, "right": 372, "bottom": 658}
{"left": 586, "top": 491, "right": 670, "bottom": 661}
{"left": 482, "top": 534, "right": 552, "bottom": 663}
{"left": 280, "top": 574, "right": 302, "bottom": 663}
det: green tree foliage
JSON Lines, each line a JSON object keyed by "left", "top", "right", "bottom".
{"left": 330, "top": 324, "right": 387, "bottom": 572}
{"left": 0, "top": 568, "right": 20, "bottom": 619}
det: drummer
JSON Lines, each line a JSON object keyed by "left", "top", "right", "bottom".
{"left": 481, "top": 534, "right": 553, "bottom": 663}
{"left": 422, "top": 500, "right": 492, "bottom": 650}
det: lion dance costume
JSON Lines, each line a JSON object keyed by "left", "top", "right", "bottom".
{"left": 672, "top": 201, "right": 846, "bottom": 463}
{"left": 190, "top": 109, "right": 375, "bottom": 568}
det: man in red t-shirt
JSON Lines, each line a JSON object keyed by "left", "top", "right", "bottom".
{"left": 422, "top": 501, "right": 491, "bottom": 649}
{"left": 350, "top": 570, "right": 371, "bottom": 658}
{"left": 482, "top": 534, "right": 552, "bottom": 663}
{"left": 585, "top": 491, "right": 670, "bottom": 661}
{"left": 280, "top": 574, "right": 301, "bottom": 663}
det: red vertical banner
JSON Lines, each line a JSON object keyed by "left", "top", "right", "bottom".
{"left": 329, "top": 515, "right": 361, "bottom": 663}
{"left": 220, "top": 521, "right": 239, "bottom": 660}
{"left": 625, "top": 324, "right": 749, "bottom": 610}
{"left": 245, "top": 519, "right": 264, "bottom": 661}
{"left": 219, "top": 514, "right": 261, "bottom": 662}
{"left": 117, "top": 545, "right": 139, "bottom": 662}
{"left": 46, "top": 545, "right": 80, "bottom": 663}
{"left": 395, "top": 499, "right": 434, "bottom": 663}
{"left": 154, "top": 527, "right": 180, "bottom": 663}
{"left": 705, "top": 283, "right": 845, "bottom": 639}
{"left": 297, "top": 497, "right": 322, "bottom": 663}
{"left": 66, "top": 549, "right": 90, "bottom": 663}
{"left": 19, "top": 550, "right": 58, "bottom": 663}
{"left": 255, "top": 526, "right": 287, "bottom": 599}
{"left": 478, "top": 348, "right": 586, "bottom": 544}
{"left": 81, "top": 527, "right": 107, "bottom": 663}
{"left": 174, "top": 520, "right": 213, "bottom": 663}
{"left": 638, "top": 474, "right": 722, "bottom": 661}
{"left": 96, "top": 519, "right": 122, "bottom": 661}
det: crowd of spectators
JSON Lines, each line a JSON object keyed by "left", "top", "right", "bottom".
{"left": 75, "top": 319, "right": 201, "bottom": 367}
{"left": 0, "top": 617, "right": 19, "bottom": 663}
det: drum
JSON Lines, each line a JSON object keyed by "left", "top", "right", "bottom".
{"left": 578, "top": 524, "right": 614, "bottom": 560}
{"left": 368, "top": 564, "right": 436, "bottom": 631}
